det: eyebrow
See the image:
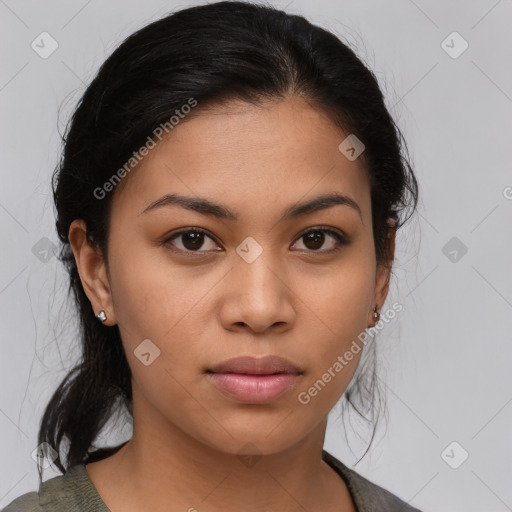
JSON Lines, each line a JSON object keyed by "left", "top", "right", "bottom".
{"left": 139, "top": 192, "right": 362, "bottom": 222}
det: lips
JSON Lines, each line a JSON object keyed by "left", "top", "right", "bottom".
{"left": 206, "top": 355, "right": 303, "bottom": 404}
{"left": 207, "top": 355, "right": 303, "bottom": 376}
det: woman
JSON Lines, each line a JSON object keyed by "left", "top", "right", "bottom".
{"left": 3, "top": 1, "right": 421, "bottom": 511}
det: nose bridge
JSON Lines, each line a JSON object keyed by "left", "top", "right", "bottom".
{"left": 234, "top": 236, "right": 285, "bottom": 298}
{"left": 224, "top": 236, "right": 295, "bottom": 331}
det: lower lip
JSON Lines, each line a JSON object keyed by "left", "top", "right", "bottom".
{"left": 207, "top": 372, "right": 300, "bottom": 404}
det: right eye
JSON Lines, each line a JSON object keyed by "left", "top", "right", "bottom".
{"left": 162, "top": 227, "right": 223, "bottom": 254}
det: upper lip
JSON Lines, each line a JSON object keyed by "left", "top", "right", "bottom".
{"left": 208, "top": 355, "right": 302, "bottom": 375}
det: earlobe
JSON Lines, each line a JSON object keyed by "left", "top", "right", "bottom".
{"left": 372, "top": 305, "right": 380, "bottom": 324}
{"left": 68, "top": 219, "right": 117, "bottom": 326}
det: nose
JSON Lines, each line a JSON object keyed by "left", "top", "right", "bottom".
{"left": 219, "top": 251, "right": 297, "bottom": 334}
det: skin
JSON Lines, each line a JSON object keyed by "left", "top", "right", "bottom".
{"left": 69, "top": 95, "right": 395, "bottom": 512}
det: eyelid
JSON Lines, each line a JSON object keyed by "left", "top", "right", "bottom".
{"left": 294, "top": 225, "right": 348, "bottom": 241}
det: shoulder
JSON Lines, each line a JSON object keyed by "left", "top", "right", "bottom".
{"left": 2, "top": 465, "right": 97, "bottom": 512}
{"left": 322, "top": 450, "right": 424, "bottom": 512}
{"left": 2, "top": 491, "right": 43, "bottom": 512}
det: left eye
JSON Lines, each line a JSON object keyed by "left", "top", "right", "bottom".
{"left": 162, "top": 227, "right": 349, "bottom": 254}
{"left": 291, "top": 228, "right": 349, "bottom": 253}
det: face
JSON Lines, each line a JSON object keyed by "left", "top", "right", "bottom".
{"left": 71, "top": 96, "right": 393, "bottom": 457}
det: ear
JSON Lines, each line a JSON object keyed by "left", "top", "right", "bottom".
{"left": 370, "top": 219, "right": 396, "bottom": 325}
{"left": 68, "top": 219, "right": 117, "bottom": 326}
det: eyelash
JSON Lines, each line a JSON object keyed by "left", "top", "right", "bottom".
{"left": 161, "top": 226, "right": 350, "bottom": 256}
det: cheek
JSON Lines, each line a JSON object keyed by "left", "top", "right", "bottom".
{"left": 109, "top": 236, "right": 187, "bottom": 328}
{"left": 296, "top": 251, "right": 375, "bottom": 406}
{"left": 110, "top": 257, "right": 206, "bottom": 422}
{"left": 108, "top": 245, "right": 214, "bottom": 373}
{"left": 304, "top": 248, "right": 376, "bottom": 338}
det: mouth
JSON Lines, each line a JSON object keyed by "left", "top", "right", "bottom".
{"left": 205, "top": 355, "right": 303, "bottom": 404}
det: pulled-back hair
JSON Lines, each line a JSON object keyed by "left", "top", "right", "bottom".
{"left": 41, "top": 0, "right": 418, "bottom": 481}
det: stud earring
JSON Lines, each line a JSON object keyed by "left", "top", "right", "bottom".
{"left": 373, "top": 305, "right": 380, "bottom": 323}
{"left": 96, "top": 310, "right": 107, "bottom": 324}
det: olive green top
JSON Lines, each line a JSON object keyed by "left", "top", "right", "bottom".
{"left": 2, "top": 450, "right": 423, "bottom": 511}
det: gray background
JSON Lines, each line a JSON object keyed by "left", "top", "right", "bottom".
{"left": 1, "top": 1, "right": 511, "bottom": 510}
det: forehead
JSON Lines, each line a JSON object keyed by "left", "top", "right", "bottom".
{"left": 111, "top": 97, "right": 371, "bottom": 224}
